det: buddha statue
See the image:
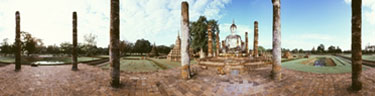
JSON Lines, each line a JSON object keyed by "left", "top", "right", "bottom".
{"left": 224, "top": 20, "right": 244, "bottom": 55}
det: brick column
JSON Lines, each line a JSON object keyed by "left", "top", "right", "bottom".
{"left": 207, "top": 24, "right": 213, "bottom": 57}
{"left": 181, "top": 1, "right": 191, "bottom": 80}
{"left": 72, "top": 12, "right": 78, "bottom": 71}
{"left": 110, "top": 0, "right": 121, "bottom": 87}
{"left": 351, "top": 0, "right": 362, "bottom": 91}
{"left": 253, "top": 21, "right": 259, "bottom": 57}
{"left": 245, "top": 32, "right": 248, "bottom": 55}
{"left": 216, "top": 31, "right": 220, "bottom": 56}
{"left": 271, "top": 0, "right": 282, "bottom": 80}
{"left": 15, "top": 11, "right": 21, "bottom": 71}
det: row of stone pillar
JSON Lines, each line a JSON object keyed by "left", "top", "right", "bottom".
{"left": 13, "top": 0, "right": 121, "bottom": 88}
{"left": 14, "top": 11, "right": 79, "bottom": 71}
{"left": 12, "top": 0, "right": 363, "bottom": 90}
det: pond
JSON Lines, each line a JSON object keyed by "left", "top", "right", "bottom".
{"left": 313, "top": 58, "right": 336, "bottom": 67}
{"left": 32, "top": 61, "right": 65, "bottom": 65}
{"left": 314, "top": 59, "right": 325, "bottom": 67}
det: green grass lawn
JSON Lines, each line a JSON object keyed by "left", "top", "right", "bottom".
{"left": 0, "top": 56, "right": 15, "bottom": 63}
{"left": 101, "top": 56, "right": 197, "bottom": 72}
{"left": 282, "top": 55, "right": 366, "bottom": 73}
{"left": 341, "top": 54, "right": 375, "bottom": 61}
{"left": 102, "top": 59, "right": 162, "bottom": 72}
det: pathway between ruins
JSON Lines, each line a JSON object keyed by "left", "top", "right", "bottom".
{"left": 0, "top": 64, "right": 374, "bottom": 96}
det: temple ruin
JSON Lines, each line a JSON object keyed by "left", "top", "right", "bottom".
{"left": 167, "top": 35, "right": 181, "bottom": 61}
{"left": 198, "top": 19, "right": 271, "bottom": 75}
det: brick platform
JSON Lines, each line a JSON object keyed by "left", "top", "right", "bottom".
{"left": 0, "top": 64, "right": 374, "bottom": 96}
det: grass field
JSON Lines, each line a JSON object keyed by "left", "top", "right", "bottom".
{"left": 102, "top": 59, "right": 162, "bottom": 72}
{"left": 282, "top": 55, "right": 366, "bottom": 73}
{"left": 101, "top": 56, "right": 197, "bottom": 72}
{"left": 341, "top": 54, "right": 375, "bottom": 61}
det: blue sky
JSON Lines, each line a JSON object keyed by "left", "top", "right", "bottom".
{"left": 0, "top": 0, "right": 374, "bottom": 50}
{"left": 218, "top": 0, "right": 374, "bottom": 50}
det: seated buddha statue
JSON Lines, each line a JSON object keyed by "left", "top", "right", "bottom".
{"left": 224, "top": 20, "right": 244, "bottom": 55}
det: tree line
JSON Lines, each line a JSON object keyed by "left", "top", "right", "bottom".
{"left": 0, "top": 32, "right": 173, "bottom": 57}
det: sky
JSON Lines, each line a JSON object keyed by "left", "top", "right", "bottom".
{"left": 0, "top": 0, "right": 374, "bottom": 50}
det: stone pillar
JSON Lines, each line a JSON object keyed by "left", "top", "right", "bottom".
{"left": 222, "top": 41, "right": 226, "bottom": 52}
{"left": 110, "top": 0, "right": 121, "bottom": 88}
{"left": 72, "top": 12, "right": 78, "bottom": 71}
{"left": 351, "top": 0, "right": 362, "bottom": 91}
{"left": 245, "top": 32, "right": 248, "bottom": 55}
{"left": 15, "top": 11, "right": 21, "bottom": 71}
{"left": 181, "top": 1, "right": 191, "bottom": 80}
{"left": 253, "top": 21, "right": 259, "bottom": 57}
{"left": 271, "top": 0, "right": 282, "bottom": 80}
{"left": 216, "top": 31, "right": 220, "bottom": 56}
{"left": 207, "top": 24, "right": 213, "bottom": 57}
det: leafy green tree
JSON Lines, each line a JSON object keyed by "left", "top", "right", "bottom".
{"left": 299, "top": 49, "right": 304, "bottom": 53}
{"left": 60, "top": 42, "right": 73, "bottom": 55}
{"left": 336, "top": 46, "right": 342, "bottom": 53}
{"left": 190, "top": 16, "right": 219, "bottom": 57}
{"left": 292, "top": 48, "right": 298, "bottom": 53}
{"left": 258, "top": 46, "right": 266, "bottom": 53}
{"left": 133, "top": 39, "right": 151, "bottom": 53}
{"left": 46, "top": 45, "right": 60, "bottom": 54}
{"left": 21, "top": 31, "right": 43, "bottom": 56}
{"left": 311, "top": 47, "right": 316, "bottom": 54}
{"left": 82, "top": 33, "right": 98, "bottom": 56}
{"left": 157, "top": 45, "right": 171, "bottom": 54}
{"left": 119, "top": 40, "right": 133, "bottom": 56}
{"left": 0, "top": 38, "right": 13, "bottom": 56}
{"left": 328, "top": 45, "right": 336, "bottom": 53}
{"left": 317, "top": 44, "right": 325, "bottom": 53}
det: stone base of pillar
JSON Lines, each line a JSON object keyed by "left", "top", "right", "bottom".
{"left": 352, "top": 80, "right": 362, "bottom": 91}
{"left": 271, "top": 71, "right": 282, "bottom": 80}
{"left": 181, "top": 65, "right": 191, "bottom": 80}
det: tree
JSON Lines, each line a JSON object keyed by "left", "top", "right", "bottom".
{"left": 0, "top": 38, "right": 12, "bottom": 56}
{"left": 351, "top": 0, "right": 362, "bottom": 91}
{"left": 81, "top": 44, "right": 98, "bottom": 56}
{"left": 336, "top": 46, "right": 342, "bottom": 53}
{"left": 208, "top": 19, "right": 220, "bottom": 53}
{"left": 311, "top": 47, "right": 316, "bottom": 54}
{"left": 84, "top": 33, "right": 97, "bottom": 46}
{"left": 21, "top": 31, "right": 43, "bottom": 56}
{"left": 258, "top": 46, "right": 266, "bottom": 53}
{"left": 157, "top": 45, "right": 172, "bottom": 54}
{"left": 133, "top": 39, "right": 151, "bottom": 54}
{"left": 46, "top": 45, "right": 59, "bottom": 55}
{"left": 292, "top": 48, "right": 298, "bottom": 53}
{"left": 119, "top": 40, "right": 133, "bottom": 56}
{"left": 82, "top": 33, "right": 98, "bottom": 56}
{"left": 60, "top": 42, "right": 73, "bottom": 55}
{"left": 327, "top": 45, "right": 336, "bottom": 53}
{"left": 190, "top": 16, "right": 219, "bottom": 58}
{"left": 317, "top": 44, "right": 325, "bottom": 53}
{"left": 299, "top": 49, "right": 304, "bottom": 53}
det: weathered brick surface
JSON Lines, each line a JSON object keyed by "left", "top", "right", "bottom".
{"left": 0, "top": 64, "right": 374, "bottom": 95}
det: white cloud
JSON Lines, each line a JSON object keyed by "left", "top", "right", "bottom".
{"left": 344, "top": 0, "right": 375, "bottom": 49}
{"left": 345, "top": 0, "right": 351, "bottom": 4}
{"left": 0, "top": 0, "right": 231, "bottom": 47}
{"left": 345, "top": 0, "right": 375, "bottom": 25}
